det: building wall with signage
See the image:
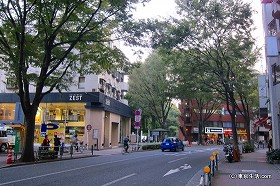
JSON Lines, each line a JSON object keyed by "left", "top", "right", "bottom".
{"left": 0, "top": 92, "right": 133, "bottom": 149}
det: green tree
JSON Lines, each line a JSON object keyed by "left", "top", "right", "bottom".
{"left": 127, "top": 50, "right": 176, "bottom": 129}
{"left": 149, "top": 0, "right": 259, "bottom": 154}
{"left": 0, "top": 0, "right": 149, "bottom": 162}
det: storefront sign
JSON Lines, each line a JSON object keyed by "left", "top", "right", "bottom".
{"left": 69, "top": 94, "right": 82, "bottom": 101}
{"left": 205, "top": 127, "right": 224, "bottom": 134}
{"left": 237, "top": 129, "right": 247, "bottom": 135}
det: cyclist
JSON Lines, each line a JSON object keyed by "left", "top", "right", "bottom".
{"left": 123, "top": 136, "right": 129, "bottom": 153}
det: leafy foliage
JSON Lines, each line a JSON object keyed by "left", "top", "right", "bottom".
{"left": 0, "top": 0, "right": 150, "bottom": 162}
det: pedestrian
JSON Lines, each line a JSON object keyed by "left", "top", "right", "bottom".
{"left": 41, "top": 135, "right": 51, "bottom": 150}
{"left": 53, "top": 135, "right": 61, "bottom": 152}
{"left": 123, "top": 136, "right": 129, "bottom": 153}
{"left": 72, "top": 134, "right": 79, "bottom": 152}
{"left": 268, "top": 138, "right": 272, "bottom": 152}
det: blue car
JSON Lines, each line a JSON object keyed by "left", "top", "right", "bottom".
{"left": 160, "top": 137, "right": 184, "bottom": 152}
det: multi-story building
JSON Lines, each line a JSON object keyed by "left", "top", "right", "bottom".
{"left": 0, "top": 69, "right": 132, "bottom": 150}
{"left": 261, "top": 0, "right": 280, "bottom": 149}
{"left": 178, "top": 99, "right": 247, "bottom": 144}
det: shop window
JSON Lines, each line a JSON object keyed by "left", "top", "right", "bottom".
{"left": 78, "top": 77, "right": 85, "bottom": 89}
{"left": 0, "top": 103, "right": 16, "bottom": 120}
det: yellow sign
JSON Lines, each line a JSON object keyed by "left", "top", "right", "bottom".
{"left": 237, "top": 129, "right": 247, "bottom": 135}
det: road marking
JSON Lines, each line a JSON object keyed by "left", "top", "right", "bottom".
{"left": 0, "top": 155, "right": 156, "bottom": 186}
{"left": 242, "top": 170, "right": 257, "bottom": 173}
{"left": 101, "top": 173, "right": 136, "bottom": 186}
{"left": 168, "top": 157, "right": 188, "bottom": 163}
{"left": 163, "top": 164, "right": 192, "bottom": 177}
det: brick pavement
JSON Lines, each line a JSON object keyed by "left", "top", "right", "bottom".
{"left": 212, "top": 149, "right": 280, "bottom": 186}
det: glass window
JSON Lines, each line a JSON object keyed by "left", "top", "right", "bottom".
{"left": 0, "top": 103, "right": 16, "bottom": 120}
{"left": 78, "top": 77, "right": 85, "bottom": 89}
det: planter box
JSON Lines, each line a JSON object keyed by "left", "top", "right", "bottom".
{"left": 272, "top": 159, "right": 280, "bottom": 164}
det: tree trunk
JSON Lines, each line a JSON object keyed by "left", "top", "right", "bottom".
{"left": 20, "top": 113, "right": 36, "bottom": 162}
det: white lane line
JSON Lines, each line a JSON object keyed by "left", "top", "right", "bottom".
{"left": 101, "top": 173, "right": 136, "bottom": 186}
{"left": 242, "top": 170, "right": 257, "bottom": 173}
{"left": 0, "top": 155, "right": 156, "bottom": 186}
{"left": 168, "top": 157, "right": 188, "bottom": 163}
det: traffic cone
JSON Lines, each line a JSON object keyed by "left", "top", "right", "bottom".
{"left": 6, "top": 148, "right": 13, "bottom": 164}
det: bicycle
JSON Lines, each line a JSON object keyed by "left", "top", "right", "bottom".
{"left": 122, "top": 144, "right": 132, "bottom": 154}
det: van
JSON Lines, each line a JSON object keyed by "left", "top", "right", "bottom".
{"left": 0, "top": 126, "right": 15, "bottom": 152}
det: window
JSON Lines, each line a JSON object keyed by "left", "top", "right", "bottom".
{"left": 78, "top": 77, "right": 85, "bottom": 89}
{"left": 268, "top": 19, "right": 277, "bottom": 36}
{"left": 272, "top": 64, "right": 280, "bottom": 85}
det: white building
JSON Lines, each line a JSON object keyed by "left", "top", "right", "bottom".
{"left": 261, "top": 0, "right": 280, "bottom": 149}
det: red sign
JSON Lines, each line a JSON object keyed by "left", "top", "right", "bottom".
{"left": 134, "top": 121, "right": 141, "bottom": 127}
{"left": 86, "top": 125, "right": 92, "bottom": 131}
{"left": 135, "top": 110, "right": 141, "bottom": 116}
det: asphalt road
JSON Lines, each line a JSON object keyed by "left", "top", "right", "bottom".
{"left": 0, "top": 146, "right": 222, "bottom": 186}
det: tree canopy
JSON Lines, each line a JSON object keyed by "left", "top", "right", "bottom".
{"left": 0, "top": 0, "right": 150, "bottom": 162}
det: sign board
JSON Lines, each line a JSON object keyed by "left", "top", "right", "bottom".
{"left": 135, "top": 115, "right": 141, "bottom": 122}
{"left": 152, "top": 131, "right": 159, "bottom": 136}
{"left": 134, "top": 122, "right": 141, "bottom": 127}
{"left": 92, "top": 129, "right": 98, "bottom": 139}
{"left": 86, "top": 125, "right": 92, "bottom": 131}
{"left": 205, "top": 127, "right": 224, "bottom": 134}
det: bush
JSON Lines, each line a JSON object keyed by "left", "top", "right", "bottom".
{"left": 243, "top": 144, "right": 254, "bottom": 153}
{"left": 141, "top": 144, "right": 161, "bottom": 150}
{"left": 267, "top": 149, "right": 280, "bottom": 161}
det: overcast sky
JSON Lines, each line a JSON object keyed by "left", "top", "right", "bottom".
{"left": 121, "top": 0, "right": 265, "bottom": 72}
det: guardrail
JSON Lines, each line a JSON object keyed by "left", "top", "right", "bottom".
{"left": 32, "top": 144, "right": 95, "bottom": 161}
{"left": 199, "top": 151, "right": 220, "bottom": 186}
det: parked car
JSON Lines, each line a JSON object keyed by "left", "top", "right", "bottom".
{"left": 160, "top": 137, "right": 184, "bottom": 152}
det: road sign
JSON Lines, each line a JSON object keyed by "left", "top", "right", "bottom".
{"left": 135, "top": 110, "right": 141, "bottom": 116}
{"left": 134, "top": 121, "right": 141, "bottom": 127}
{"left": 86, "top": 125, "right": 92, "bottom": 131}
{"left": 135, "top": 115, "right": 141, "bottom": 122}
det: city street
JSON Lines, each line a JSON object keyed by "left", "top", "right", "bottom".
{"left": 0, "top": 146, "right": 221, "bottom": 186}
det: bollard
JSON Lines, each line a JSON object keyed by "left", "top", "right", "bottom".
{"left": 216, "top": 151, "right": 220, "bottom": 171}
{"left": 91, "top": 145, "right": 94, "bottom": 155}
{"left": 60, "top": 145, "right": 64, "bottom": 159}
{"left": 210, "top": 156, "right": 215, "bottom": 177}
{"left": 204, "top": 166, "right": 211, "bottom": 186}
{"left": 70, "top": 145, "right": 73, "bottom": 158}
{"left": 199, "top": 175, "right": 204, "bottom": 186}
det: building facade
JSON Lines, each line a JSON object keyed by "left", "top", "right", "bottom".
{"left": 0, "top": 70, "right": 132, "bottom": 150}
{"left": 178, "top": 99, "right": 247, "bottom": 144}
{"left": 262, "top": 0, "right": 280, "bottom": 149}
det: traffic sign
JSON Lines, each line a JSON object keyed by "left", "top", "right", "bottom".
{"left": 135, "top": 110, "right": 141, "bottom": 116}
{"left": 86, "top": 125, "right": 92, "bottom": 131}
{"left": 134, "top": 121, "right": 141, "bottom": 127}
{"left": 135, "top": 115, "right": 141, "bottom": 122}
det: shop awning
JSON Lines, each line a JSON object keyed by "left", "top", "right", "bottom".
{"left": 255, "top": 116, "right": 270, "bottom": 125}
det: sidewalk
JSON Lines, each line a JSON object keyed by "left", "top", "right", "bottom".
{"left": 212, "top": 148, "right": 280, "bottom": 186}
{"left": 0, "top": 146, "right": 123, "bottom": 169}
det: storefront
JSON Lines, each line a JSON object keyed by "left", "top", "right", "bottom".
{"left": 0, "top": 92, "right": 133, "bottom": 150}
